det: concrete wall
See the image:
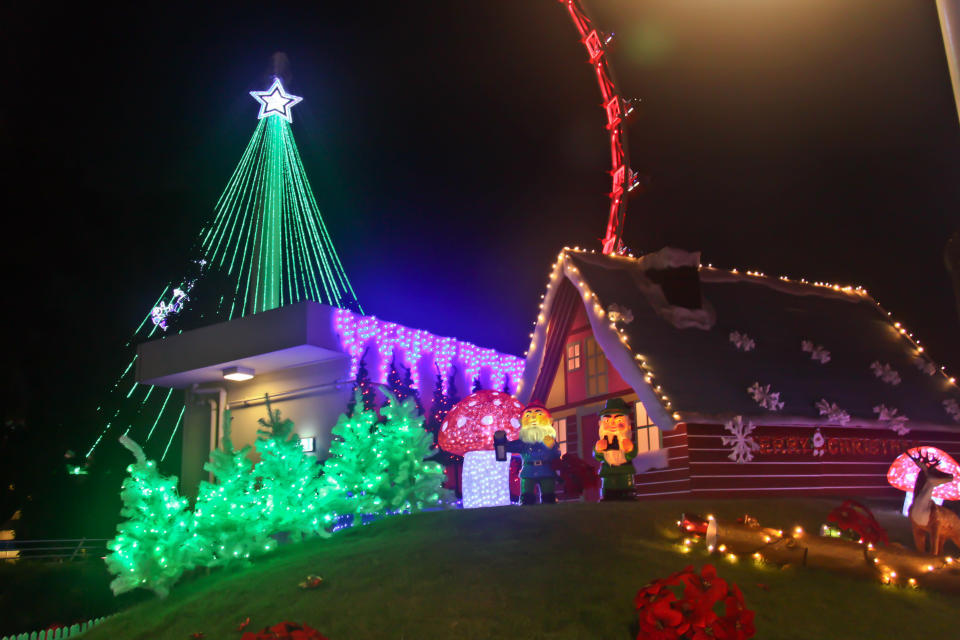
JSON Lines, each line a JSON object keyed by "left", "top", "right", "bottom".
{"left": 181, "top": 355, "right": 352, "bottom": 499}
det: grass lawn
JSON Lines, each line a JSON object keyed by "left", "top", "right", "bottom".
{"left": 80, "top": 498, "right": 959, "bottom": 639}
{"left": 0, "top": 559, "right": 148, "bottom": 637}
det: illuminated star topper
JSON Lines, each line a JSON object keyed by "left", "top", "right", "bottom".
{"left": 250, "top": 78, "right": 303, "bottom": 123}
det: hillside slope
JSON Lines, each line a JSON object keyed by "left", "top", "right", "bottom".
{"left": 83, "top": 499, "right": 960, "bottom": 639}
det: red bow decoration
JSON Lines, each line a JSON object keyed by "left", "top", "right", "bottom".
{"left": 240, "top": 621, "right": 329, "bottom": 640}
{"left": 635, "top": 565, "right": 756, "bottom": 640}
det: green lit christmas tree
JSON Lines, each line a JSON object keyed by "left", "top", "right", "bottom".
{"left": 192, "top": 411, "right": 275, "bottom": 566}
{"left": 253, "top": 396, "right": 331, "bottom": 541}
{"left": 105, "top": 436, "right": 206, "bottom": 597}
{"left": 376, "top": 391, "right": 450, "bottom": 513}
{"left": 324, "top": 391, "right": 389, "bottom": 518}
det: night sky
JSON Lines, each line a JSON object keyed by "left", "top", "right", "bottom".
{"left": 3, "top": 0, "right": 960, "bottom": 447}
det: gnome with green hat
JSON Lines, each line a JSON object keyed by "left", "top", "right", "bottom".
{"left": 593, "top": 397, "right": 638, "bottom": 501}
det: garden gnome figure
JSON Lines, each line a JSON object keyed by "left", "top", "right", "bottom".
{"left": 493, "top": 401, "right": 561, "bottom": 504}
{"left": 594, "top": 397, "right": 638, "bottom": 501}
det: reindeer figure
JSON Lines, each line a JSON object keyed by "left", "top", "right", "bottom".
{"left": 907, "top": 449, "right": 960, "bottom": 555}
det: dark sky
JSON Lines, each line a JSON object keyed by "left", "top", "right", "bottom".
{"left": 3, "top": 0, "right": 960, "bottom": 437}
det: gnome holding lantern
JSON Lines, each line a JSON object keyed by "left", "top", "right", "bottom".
{"left": 594, "top": 397, "right": 638, "bottom": 501}
{"left": 494, "top": 401, "right": 561, "bottom": 505}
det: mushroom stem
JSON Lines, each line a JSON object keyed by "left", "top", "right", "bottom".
{"left": 462, "top": 450, "right": 512, "bottom": 509}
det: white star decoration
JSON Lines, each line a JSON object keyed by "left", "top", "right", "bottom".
{"left": 250, "top": 78, "right": 303, "bottom": 123}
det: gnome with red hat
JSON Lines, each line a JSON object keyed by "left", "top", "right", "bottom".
{"left": 494, "top": 401, "right": 561, "bottom": 505}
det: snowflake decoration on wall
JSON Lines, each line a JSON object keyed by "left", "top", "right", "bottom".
{"left": 870, "top": 361, "right": 901, "bottom": 386}
{"left": 607, "top": 304, "right": 634, "bottom": 325}
{"left": 747, "top": 382, "right": 784, "bottom": 411}
{"left": 944, "top": 398, "right": 960, "bottom": 423}
{"left": 721, "top": 415, "right": 759, "bottom": 463}
{"left": 815, "top": 399, "right": 850, "bottom": 425}
{"left": 801, "top": 340, "right": 831, "bottom": 364}
{"left": 729, "top": 331, "right": 756, "bottom": 352}
{"left": 914, "top": 357, "right": 937, "bottom": 376}
{"left": 873, "top": 404, "right": 909, "bottom": 436}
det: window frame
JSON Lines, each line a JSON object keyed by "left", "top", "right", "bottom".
{"left": 566, "top": 341, "right": 582, "bottom": 371}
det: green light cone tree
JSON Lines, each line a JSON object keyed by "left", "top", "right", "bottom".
{"left": 253, "top": 396, "right": 331, "bottom": 541}
{"left": 376, "top": 391, "right": 450, "bottom": 513}
{"left": 324, "top": 391, "right": 389, "bottom": 518}
{"left": 84, "top": 77, "right": 361, "bottom": 466}
{"left": 192, "top": 410, "right": 275, "bottom": 566}
{"left": 105, "top": 436, "right": 207, "bottom": 597}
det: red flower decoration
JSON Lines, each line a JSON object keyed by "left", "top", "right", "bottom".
{"left": 635, "top": 565, "right": 756, "bottom": 640}
{"left": 825, "top": 500, "right": 889, "bottom": 546}
{"left": 240, "top": 621, "right": 329, "bottom": 640}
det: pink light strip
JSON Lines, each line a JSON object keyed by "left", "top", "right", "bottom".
{"left": 333, "top": 309, "right": 525, "bottom": 395}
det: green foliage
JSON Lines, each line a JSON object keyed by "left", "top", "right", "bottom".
{"left": 105, "top": 436, "right": 207, "bottom": 597}
{"left": 253, "top": 396, "right": 332, "bottom": 541}
{"left": 376, "top": 391, "right": 450, "bottom": 513}
{"left": 106, "top": 393, "right": 447, "bottom": 599}
{"left": 323, "top": 391, "right": 389, "bottom": 517}
{"left": 192, "top": 411, "right": 275, "bottom": 566}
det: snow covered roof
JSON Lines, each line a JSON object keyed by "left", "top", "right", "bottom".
{"left": 518, "top": 247, "right": 960, "bottom": 433}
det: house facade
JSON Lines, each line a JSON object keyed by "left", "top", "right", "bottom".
{"left": 518, "top": 247, "right": 960, "bottom": 499}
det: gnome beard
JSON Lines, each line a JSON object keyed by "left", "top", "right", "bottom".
{"left": 520, "top": 423, "right": 557, "bottom": 444}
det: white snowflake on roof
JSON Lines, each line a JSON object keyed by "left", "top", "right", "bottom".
{"left": 721, "top": 415, "right": 759, "bottom": 463}
{"left": 873, "top": 404, "right": 909, "bottom": 436}
{"left": 915, "top": 357, "right": 937, "bottom": 376}
{"left": 944, "top": 398, "right": 960, "bottom": 423}
{"left": 870, "top": 361, "right": 901, "bottom": 386}
{"left": 729, "top": 331, "right": 756, "bottom": 352}
{"left": 815, "top": 399, "right": 850, "bottom": 425}
{"left": 747, "top": 382, "right": 784, "bottom": 411}
{"left": 801, "top": 340, "right": 831, "bottom": 364}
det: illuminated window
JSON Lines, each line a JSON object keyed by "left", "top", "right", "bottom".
{"left": 634, "top": 401, "right": 661, "bottom": 453}
{"left": 585, "top": 337, "right": 607, "bottom": 397}
{"left": 567, "top": 342, "right": 582, "bottom": 371}
{"left": 552, "top": 417, "right": 568, "bottom": 455}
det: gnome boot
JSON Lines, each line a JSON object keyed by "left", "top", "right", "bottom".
{"left": 542, "top": 493, "right": 557, "bottom": 504}
{"left": 520, "top": 493, "right": 538, "bottom": 506}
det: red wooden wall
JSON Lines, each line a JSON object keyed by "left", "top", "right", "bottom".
{"left": 634, "top": 422, "right": 960, "bottom": 499}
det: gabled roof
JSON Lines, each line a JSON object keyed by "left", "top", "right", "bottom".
{"left": 518, "top": 247, "right": 960, "bottom": 433}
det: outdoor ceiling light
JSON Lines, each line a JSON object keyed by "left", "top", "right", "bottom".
{"left": 222, "top": 366, "right": 255, "bottom": 381}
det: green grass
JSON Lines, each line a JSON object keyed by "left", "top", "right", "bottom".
{"left": 0, "top": 559, "right": 148, "bottom": 637}
{"left": 79, "top": 498, "right": 959, "bottom": 639}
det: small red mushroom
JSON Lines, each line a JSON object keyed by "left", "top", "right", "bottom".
{"left": 438, "top": 390, "right": 523, "bottom": 508}
{"left": 438, "top": 390, "right": 522, "bottom": 456}
{"left": 887, "top": 446, "right": 960, "bottom": 506}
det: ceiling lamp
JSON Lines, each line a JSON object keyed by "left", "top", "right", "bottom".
{"left": 222, "top": 366, "right": 255, "bottom": 382}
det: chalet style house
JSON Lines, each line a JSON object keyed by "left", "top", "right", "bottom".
{"left": 517, "top": 247, "right": 960, "bottom": 499}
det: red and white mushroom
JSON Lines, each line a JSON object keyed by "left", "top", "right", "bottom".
{"left": 887, "top": 446, "right": 960, "bottom": 515}
{"left": 438, "top": 390, "right": 522, "bottom": 508}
